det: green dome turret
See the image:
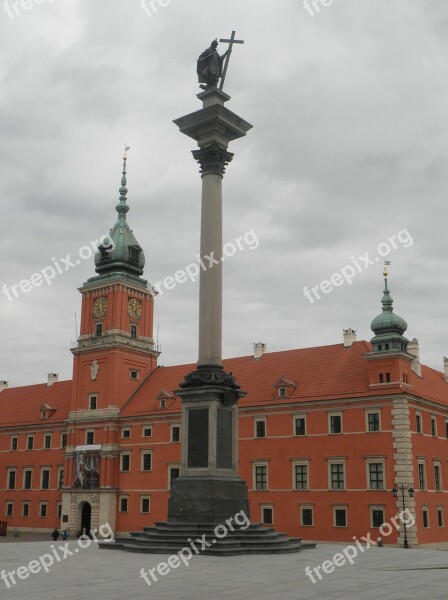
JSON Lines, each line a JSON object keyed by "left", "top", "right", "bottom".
{"left": 370, "top": 268, "right": 408, "bottom": 353}
{"left": 95, "top": 149, "right": 145, "bottom": 277}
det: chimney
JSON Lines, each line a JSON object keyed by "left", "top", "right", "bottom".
{"left": 444, "top": 357, "right": 448, "bottom": 383}
{"left": 47, "top": 373, "right": 58, "bottom": 387}
{"left": 0, "top": 380, "right": 9, "bottom": 392}
{"left": 408, "top": 338, "right": 422, "bottom": 378}
{"left": 253, "top": 342, "right": 267, "bottom": 360}
{"left": 343, "top": 329, "right": 356, "bottom": 348}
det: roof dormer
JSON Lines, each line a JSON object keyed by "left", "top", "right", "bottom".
{"left": 273, "top": 375, "right": 298, "bottom": 399}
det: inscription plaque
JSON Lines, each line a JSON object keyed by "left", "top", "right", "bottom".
{"left": 217, "top": 408, "right": 233, "bottom": 469}
{"left": 188, "top": 408, "right": 209, "bottom": 468}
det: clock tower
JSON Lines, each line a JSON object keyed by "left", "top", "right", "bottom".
{"left": 61, "top": 151, "right": 159, "bottom": 534}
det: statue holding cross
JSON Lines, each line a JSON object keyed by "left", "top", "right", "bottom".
{"left": 197, "top": 31, "right": 244, "bottom": 91}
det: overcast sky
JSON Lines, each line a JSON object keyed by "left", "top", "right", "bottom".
{"left": 1, "top": 0, "right": 447, "bottom": 387}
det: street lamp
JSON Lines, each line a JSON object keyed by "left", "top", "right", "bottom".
{"left": 391, "top": 483, "right": 415, "bottom": 548}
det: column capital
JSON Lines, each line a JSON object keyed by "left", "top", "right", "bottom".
{"left": 192, "top": 143, "right": 234, "bottom": 177}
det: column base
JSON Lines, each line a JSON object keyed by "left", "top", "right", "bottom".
{"left": 168, "top": 476, "right": 250, "bottom": 523}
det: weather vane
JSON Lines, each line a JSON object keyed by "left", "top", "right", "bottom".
{"left": 197, "top": 31, "right": 244, "bottom": 91}
{"left": 384, "top": 260, "right": 391, "bottom": 277}
{"left": 123, "top": 143, "right": 131, "bottom": 160}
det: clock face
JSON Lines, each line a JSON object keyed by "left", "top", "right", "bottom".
{"left": 93, "top": 297, "right": 107, "bottom": 318}
{"left": 128, "top": 298, "right": 142, "bottom": 319}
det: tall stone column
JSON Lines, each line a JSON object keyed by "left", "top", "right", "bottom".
{"left": 168, "top": 88, "right": 252, "bottom": 523}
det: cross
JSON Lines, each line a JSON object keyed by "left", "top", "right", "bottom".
{"left": 218, "top": 31, "right": 244, "bottom": 91}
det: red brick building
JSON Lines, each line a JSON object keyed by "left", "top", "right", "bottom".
{"left": 1, "top": 161, "right": 448, "bottom": 548}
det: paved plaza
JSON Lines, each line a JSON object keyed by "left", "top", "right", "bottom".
{"left": 0, "top": 538, "right": 447, "bottom": 599}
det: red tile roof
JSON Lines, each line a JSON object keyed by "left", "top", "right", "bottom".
{"left": 121, "top": 341, "right": 448, "bottom": 417}
{"left": 1, "top": 342, "right": 447, "bottom": 425}
{"left": 0, "top": 381, "right": 72, "bottom": 427}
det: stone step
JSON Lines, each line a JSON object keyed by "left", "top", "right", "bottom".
{"left": 101, "top": 542, "right": 302, "bottom": 556}
{"left": 132, "top": 530, "right": 287, "bottom": 541}
{"left": 100, "top": 520, "right": 309, "bottom": 555}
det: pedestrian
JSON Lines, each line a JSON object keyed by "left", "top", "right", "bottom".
{"left": 51, "top": 528, "right": 59, "bottom": 541}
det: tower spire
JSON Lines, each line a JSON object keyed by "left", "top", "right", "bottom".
{"left": 94, "top": 146, "right": 145, "bottom": 278}
{"left": 115, "top": 145, "right": 131, "bottom": 221}
{"left": 370, "top": 263, "right": 408, "bottom": 353}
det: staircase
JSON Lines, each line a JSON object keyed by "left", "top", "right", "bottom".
{"left": 99, "top": 521, "right": 316, "bottom": 556}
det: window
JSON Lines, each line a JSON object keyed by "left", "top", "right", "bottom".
{"left": 255, "top": 465, "right": 267, "bottom": 490}
{"left": 368, "top": 463, "right": 384, "bottom": 490}
{"left": 6, "top": 503, "right": 13, "bottom": 517}
{"left": 86, "top": 431, "right": 95, "bottom": 445}
{"left": 23, "top": 469, "right": 32, "bottom": 490}
{"left": 130, "top": 324, "right": 137, "bottom": 339}
{"left": 334, "top": 508, "right": 347, "bottom": 527}
{"left": 41, "top": 469, "right": 50, "bottom": 490}
{"left": 7, "top": 470, "right": 16, "bottom": 490}
{"left": 329, "top": 414, "right": 342, "bottom": 434}
{"left": 278, "top": 387, "right": 287, "bottom": 398}
{"left": 130, "top": 369, "right": 139, "bottom": 380}
{"left": 57, "top": 503, "right": 62, "bottom": 519}
{"left": 159, "top": 399, "right": 166, "bottom": 409}
{"left": 294, "top": 464, "right": 308, "bottom": 490}
{"left": 121, "top": 454, "right": 131, "bottom": 472}
{"left": 122, "top": 428, "right": 131, "bottom": 439}
{"left": 371, "top": 508, "right": 385, "bottom": 528}
{"left": 119, "top": 497, "right": 128, "bottom": 513}
{"left": 22, "top": 502, "right": 30, "bottom": 518}
{"left": 58, "top": 468, "right": 64, "bottom": 490}
{"left": 169, "top": 467, "right": 180, "bottom": 489}
{"left": 403, "top": 373, "right": 408, "bottom": 383}
{"left": 261, "top": 506, "right": 273, "bottom": 525}
{"left": 171, "top": 425, "right": 180, "bottom": 443}
{"left": 438, "top": 508, "right": 444, "bottom": 527}
{"left": 39, "top": 503, "right": 48, "bottom": 518}
{"left": 61, "top": 433, "right": 67, "bottom": 448}
{"left": 422, "top": 508, "right": 429, "bottom": 528}
{"left": 330, "top": 463, "right": 345, "bottom": 490}
{"left": 431, "top": 417, "right": 437, "bottom": 437}
{"left": 385, "top": 344, "right": 390, "bottom": 351}
{"left": 294, "top": 417, "right": 306, "bottom": 436}
{"left": 89, "top": 395, "right": 97, "bottom": 410}
{"left": 418, "top": 462, "right": 426, "bottom": 490}
{"left": 11, "top": 436, "right": 18, "bottom": 451}
{"left": 27, "top": 435, "right": 34, "bottom": 450}
{"left": 301, "top": 507, "right": 313, "bottom": 526}
{"left": 255, "top": 420, "right": 266, "bottom": 438}
{"left": 445, "top": 420, "right": 448, "bottom": 439}
{"left": 141, "top": 497, "right": 150, "bottom": 513}
{"left": 129, "top": 247, "right": 140, "bottom": 261}
{"left": 379, "top": 373, "right": 384, "bottom": 384}
{"left": 434, "top": 465, "right": 442, "bottom": 491}
{"left": 143, "top": 426, "right": 152, "bottom": 438}
{"left": 44, "top": 434, "right": 52, "bottom": 449}
{"left": 367, "top": 412, "right": 380, "bottom": 432}
{"left": 386, "top": 373, "right": 391, "bottom": 383}
{"left": 95, "top": 323, "right": 102, "bottom": 337}
{"left": 142, "top": 452, "right": 152, "bottom": 471}
{"left": 416, "top": 414, "right": 422, "bottom": 434}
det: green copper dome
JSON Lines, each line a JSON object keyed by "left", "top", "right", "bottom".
{"left": 95, "top": 154, "right": 145, "bottom": 277}
{"left": 370, "top": 276, "right": 408, "bottom": 353}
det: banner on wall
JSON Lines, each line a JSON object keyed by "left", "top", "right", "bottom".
{"left": 74, "top": 445, "right": 101, "bottom": 489}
